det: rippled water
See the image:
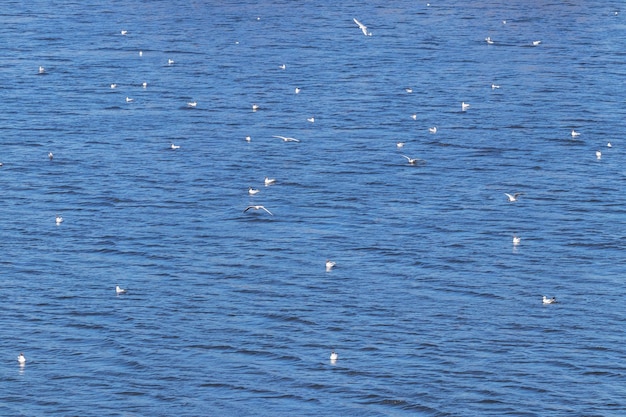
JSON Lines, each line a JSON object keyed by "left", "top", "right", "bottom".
{"left": 2, "top": 1, "right": 626, "bottom": 416}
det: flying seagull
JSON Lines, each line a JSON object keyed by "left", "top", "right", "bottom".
{"left": 353, "top": 18, "right": 372, "bottom": 36}
{"left": 244, "top": 205, "right": 273, "bottom": 215}
{"left": 505, "top": 192, "right": 523, "bottom": 202}
{"left": 273, "top": 135, "right": 300, "bottom": 142}
{"left": 401, "top": 155, "right": 422, "bottom": 165}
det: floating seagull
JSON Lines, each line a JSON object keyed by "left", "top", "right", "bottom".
{"left": 607, "top": 142, "right": 612, "bottom": 148}
{"left": 248, "top": 187, "right": 259, "bottom": 195}
{"left": 170, "top": 143, "right": 180, "bottom": 150}
{"left": 571, "top": 130, "right": 581, "bottom": 137}
{"left": 513, "top": 235, "right": 521, "bottom": 245}
{"left": 110, "top": 83, "right": 117, "bottom": 89}
{"left": 330, "top": 350, "right": 338, "bottom": 361}
{"left": 405, "top": 88, "right": 413, "bottom": 93}
{"left": 353, "top": 18, "right": 372, "bottom": 36}
{"left": 326, "top": 260, "right": 336, "bottom": 271}
{"left": 264, "top": 177, "right": 276, "bottom": 186}
{"left": 245, "top": 136, "right": 251, "bottom": 142}
{"left": 596, "top": 150, "right": 602, "bottom": 159}
{"left": 401, "top": 155, "right": 422, "bottom": 165}
{"left": 491, "top": 84, "right": 500, "bottom": 89}
{"left": 505, "top": 192, "right": 523, "bottom": 202}
{"left": 56, "top": 215, "right": 63, "bottom": 225}
{"left": 411, "top": 114, "right": 417, "bottom": 120}
{"left": 38, "top": 66, "right": 45, "bottom": 74}
{"left": 121, "top": 30, "right": 128, "bottom": 35}
{"left": 532, "top": 40, "right": 541, "bottom": 46}
{"left": 252, "top": 104, "right": 259, "bottom": 111}
{"left": 18, "top": 353, "right": 26, "bottom": 365}
{"left": 273, "top": 135, "right": 300, "bottom": 142}
{"left": 125, "top": 97, "right": 134, "bottom": 103}
{"left": 139, "top": 50, "right": 143, "bottom": 57}
{"left": 116, "top": 285, "right": 127, "bottom": 295}
{"left": 396, "top": 142, "right": 405, "bottom": 148}
{"left": 294, "top": 87, "right": 300, "bottom": 94}
{"left": 485, "top": 36, "right": 494, "bottom": 44}
{"left": 187, "top": 101, "right": 197, "bottom": 107}
{"left": 48, "top": 152, "right": 54, "bottom": 160}
{"left": 280, "top": 64, "right": 286, "bottom": 70}
{"left": 542, "top": 295, "right": 557, "bottom": 304}
{"left": 243, "top": 205, "right": 273, "bottom": 215}
{"left": 142, "top": 82, "right": 147, "bottom": 88}
{"left": 307, "top": 117, "right": 315, "bottom": 123}
{"left": 502, "top": 20, "right": 507, "bottom": 24}
{"left": 462, "top": 102, "right": 470, "bottom": 111}
{"left": 168, "top": 59, "right": 175, "bottom": 65}
{"left": 429, "top": 126, "right": 437, "bottom": 134}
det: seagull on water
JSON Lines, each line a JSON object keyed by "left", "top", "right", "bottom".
{"left": 55, "top": 215, "right": 63, "bottom": 225}
{"left": 48, "top": 152, "right": 54, "bottom": 160}
{"left": 396, "top": 142, "right": 406, "bottom": 148}
{"left": 295, "top": 87, "right": 301, "bottom": 94}
{"left": 243, "top": 205, "right": 273, "bottom": 215}
{"left": 248, "top": 187, "right": 259, "bottom": 195}
{"left": 280, "top": 64, "right": 286, "bottom": 70}
{"left": 18, "top": 353, "right": 26, "bottom": 365}
{"left": 491, "top": 84, "right": 500, "bottom": 89}
{"left": 330, "top": 350, "right": 338, "bottom": 361}
{"left": 596, "top": 150, "right": 602, "bottom": 159}
{"left": 353, "top": 18, "right": 372, "bottom": 36}
{"left": 513, "top": 235, "right": 521, "bottom": 245}
{"left": 411, "top": 114, "right": 417, "bottom": 120}
{"left": 429, "top": 126, "right": 437, "bottom": 134}
{"left": 307, "top": 117, "right": 315, "bottom": 123}
{"left": 168, "top": 59, "right": 175, "bottom": 65}
{"left": 252, "top": 104, "right": 259, "bottom": 111}
{"left": 326, "top": 260, "right": 336, "bottom": 271}
{"left": 405, "top": 88, "right": 413, "bottom": 93}
{"left": 116, "top": 285, "right": 127, "bottom": 295}
{"left": 38, "top": 66, "right": 45, "bottom": 74}
{"left": 542, "top": 296, "right": 557, "bottom": 304}
{"left": 110, "top": 83, "right": 117, "bottom": 89}
{"left": 273, "top": 135, "right": 300, "bottom": 142}
{"left": 187, "top": 101, "right": 197, "bottom": 107}
{"left": 264, "top": 177, "right": 276, "bottom": 186}
{"left": 125, "top": 97, "right": 134, "bottom": 103}
{"left": 462, "top": 102, "right": 470, "bottom": 111}
{"left": 401, "top": 155, "right": 422, "bottom": 165}
{"left": 607, "top": 142, "right": 612, "bottom": 148}
{"left": 505, "top": 192, "right": 523, "bottom": 202}
{"left": 142, "top": 82, "right": 147, "bottom": 88}
{"left": 121, "top": 30, "right": 128, "bottom": 35}
{"left": 532, "top": 40, "right": 542, "bottom": 46}
{"left": 571, "top": 130, "right": 581, "bottom": 138}
{"left": 485, "top": 36, "right": 494, "bottom": 44}
{"left": 245, "top": 136, "right": 251, "bottom": 142}
{"left": 170, "top": 143, "right": 180, "bottom": 150}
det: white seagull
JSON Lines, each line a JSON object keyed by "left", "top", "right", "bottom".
{"left": 307, "top": 117, "right": 315, "bottom": 123}
{"left": 353, "top": 18, "right": 372, "bottom": 36}
{"left": 429, "top": 126, "right": 437, "bottom": 134}
{"left": 396, "top": 142, "right": 406, "bottom": 148}
{"left": 607, "top": 142, "right": 612, "bottom": 148}
{"left": 330, "top": 350, "right": 338, "bottom": 361}
{"left": 326, "top": 260, "right": 336, "bottom": 271}
{"left": 491, "top": 84, "right": 500, "bottom": 89}
{"left": 110, "top": 83, "right": 117, "bottom": 89}
{"left": 571, "top": 130, "right": 581, "bottom": 137}
{"left": 485, "top": 36, "right": 494, "bottom": 44}
{"left": 48, "top": 152, "right": 54, "bottom": 160}
{"left": 295, "top": 87, "right": 301, "bottom": 94}
{"left": 596, "top": 150, "right": 602, "bottom": 159}
{"left": 116, "top": 285, "right": 127, "bottom": 295}
{"left": 280, "top": 64, "right": 286, "bottom": 70}
{"left": 55, "top": 215, "right": 63, "bottom": 225}
{"left": 405, "top": 88, "right": 413, "bottom": 93}
{"left": 168, "top": 59, "right": 175, "bottom": 65}
{"left": 273, "top": 135, "right": 300, "bottom": 142}
{"left": 401, "top": 155, "right": 422, "bottom": 165}
{"left": 170, "top": 143, "right": 180, "bottom": 150}
{"left": 411, "top": 114, "right": 417, "bottom": 120}
{"left": 38, "top": 66, "right": 45, "bottom": 74}
{"left": 505, "top": 192, "right": 523, "bottom": 202}
{"left": 245, "top": 136, "right": 251, "bottom": 142}
{"left": 542, "top": 296, "right": 557, "bottom": 304}
{"left": 532, "top": 40, "right": 542, "bottom": 46}
{"left": 264, "top": 177, "right": 276, "bottom": 186}
{"left": 18, "top": 353, "right": 26, "bottom": 365}
{"left": 248, "top": 187, "right": 259, "bottom": 195}
{"left": 462, "top": 102, "right": 470, "bottom": 111}
{"left": 512, "top": 235, "right": 521, "bottom": 245}
{"left": 187, "top": 101, "right": 197, "bottom": 107}
{"left": 125, "top": 97, "right": 134, "bottom": 103}
{"left": 252, "top": 104, "right": 259, "bottom": 111}
{"left": 243, "top": 205, "right": 273, "bottom": 215}
{"left": 142, "top": 82, "right": 147, "bottom": 88}
{"left": 120, "top": 30, "right": 128, "bottom": 35}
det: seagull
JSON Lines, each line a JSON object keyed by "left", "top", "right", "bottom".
{"left": 401, "top": 155, "right": 422, "bottom": 165}
{"left": 505, "top": 192, "right": 523, "bottom": 202}
{"left": 55, "top": 215, "right": 63, "bottom": 225}
{"left": 139, "top": 50, "right": 143, "bottom": 57}
{"left": 532, "top": 40, "right": 541, "bottom": 46}
{"left": 280, "top": 64, "right": 286, "bottom": 70}
{"left": 273, "top": 135, "right": 300, "bottom": 142}
{"left": 168, "top": 59, "right": 175, "bottom": 65}
{"left": 243, "top": 205, "right": 273, "bottom": 215}
{"left": 330, "top": 350, "right": 338, "bottom": 361}
{"left": 326, "top": 260, "right": 336, "bottom": 271}
{"left": 142, "top": 82, "right": 147, "bottom": 88}
{"left": 120, "top": 30, "right": 128, "bottom": 35}
{"left": 429, "top": 126, "right": 437, "bottom": 134}
{"left": 485, "top": 36, "right": 494, "bottom": 44}
{"left": 513, "top": 235, "right": 521, "bottom": 245}
{"left": 542, "top": 296, "right": 557, "bottom": 304}
{"left": 38, "top": 66, "right": 45, "bottom": 74}
{"left": 307, "top": 117, "right": 315, "bottom": 123}
{"left": 110, "top": 83, "right": 117, "bottom": 89}
{"left": 18, "top": 353, "right": 26, "bottom": 365}
{"left": 125, "top": 97, "right": 134, "bottom": 103}
{"left": 462, "top": 102, "right": 470, "bottom": 111}
{"left": 405, "top": 88, "right": 413, "bottom": 93}
{"left": 353, "top": 18, "right": 372, "bottom": 36}
{"left": 607, "top": 142, "right": 612, "bottom": 148}
{"left": 116, "top": 285, "right": 127, "bottom": 295}
{"left": 571, "top": 130, "right": 581, "bottom": 137}
{"left": 264, "top": 177, "right": 276, "bottom": 186}
{"left": 170, "top": 143, "right": 180, "bottom": 150}
{"left": 396, "top": 142, "right": 406, "bottom": 148}
{"left": 48, "top": 152, "right": 54, "bottom": 160}
{"left": 252, "top": 104, "right": 259, "bottom": 111}
{"left": 245, "top": 136, "right": 251, "bottom": 142}
{"left": 294, "top": 87, "right": 300, "bottom": 94}
{"left": 596, "top": 150, "right": 602, "bottom": 159}
{"left": 248, "top": 187, "right": 259, "bottom": 195}
{"left": 491, "top": 83, "right": 500, "bottom": 89}
{"left": 411, "top": 114, "right": 417, "bottom": 120}
{"left": 187, "top": 101, "right": 197, "bottom": 107}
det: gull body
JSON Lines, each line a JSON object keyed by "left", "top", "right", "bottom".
{"left": 170, "top": 143, "right": 180, "bottom": 150}
{"left": 55, "top": 215, "right": 63, "bottom": 225}
{"left": 248, "top": 187, "right": 259, "bottom": 195}
{"left": 401, "top": 155, "right": 421, "bottom": 165}
{"left": 429, "top": 126, "right": 437, "bottom": 134}
{"left": 491, "top": 84, "right": 500, "bottom": 89}
{"left": 330, "top": 350, "right": 338, "bottom": 361}
{"left": 607, "top": 142, "right": 612, "bottom": 148}
{"left": 264, "top": 177, "right": 276, "bottom": 186}
{"left": 116, "top": 285, "right": 127, "bottom": 295}
{"left": 18, "top": 353, "right": 26, "bottom": 365}
{"left": 411, "top": 114, "right": 417, "bottom": 120}
{"left": 294, "top": 87, "right": 300, "bottom": 94}
{"left": 38, "top": 66, "right": 45, "bottom": 74}
{"left": 512, "top": 235, "right": 521, "bottom": 245}
{"left": 187, "top": 101, "right": 197, "bottom": 107}
{"left": 596, "top": 150, "right": 602, "bottom": 159}
{"left": 307, "top": 117, "right": 315, "bottom": 123}
{"left": 571, "top": 130, "right": 581, "bottom": 137}
{"left": 125, "top": 97, "right": 134, "bottom": 103}
{"left": 405, "top": 88, "right": 413, "bottom": 93}
{"left": 245, "top": 136, "right": 251, "bottom": 142}
{"left": 280, "top": 64, "right": 286, "bottom": 70}
{"left": 505, "top": 192, "right": 523, "bottom": 202}
{"left": 121, "top": 30, "right": 128, "bottom": 35}
{"left": 462, "top": 102, "right": 470, "bottom": 111}
{"left": 243, "top": 205, "right": 273, "bottom": 215}
{"left": 48, "top": 152, "right": 54, "bottom": 160}
{"left": 326, "top": 260, "right": 336, "bottom": 271}
{"left": 139, "top": 50, "right": 143, "bottom": 57}
{"left": 168, "top": 59, "right": 175, "bottom": 65}
{"left": 252, "top": 104, "right": 259, "bottom": 111}
{"left": 142, "top": 82, "right": 147, "bottom": 88}
{"left": 396, "top": 142, "right": 405, "bottom": 148}
{"left": 110, "top": 83, "right": 117, "bottom": 89}
{"left": 485, "top": 36, "right": 494, "bottom": 44}
{"left": 532, "top": 40, "right": 541, "bottom": 46}
{"left": 273, "top": 135, "right": 300, "bottom": 142}
{"left": 543, "top": 296, "right": 557, "bottom": 304}
{"left": 353, "top": 18, "right": 372, "bottom": 36}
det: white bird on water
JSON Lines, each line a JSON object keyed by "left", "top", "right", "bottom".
{"left": 18, "top": 353, "right": 26, "bottom": 365}
{"left": 505, "top": 192, "right": 523, "bottom": 202}
{"left": 401, "top": 155, "right": 422, "bottom": 165}
{"left": 295, "top": 87, "right": 301, "bottom": 94}
{"left": 120, "top": 30, "right": 128, "bottom": 35}
{"left": 491, "top": 84, "right": 500, "bottom": 89}
{"left": 38, "top": 66, "right": 45, "bottom": 74}
{"left": 405, "top": 87, "right": 413, "bottom": 93}
{"left": 532, "top": 40, "right": 542, "bottom": 46}
{"left": 462, "top": 102, "right": 470, "bottom": 111}
{"left": 411, "top": 114, "right": 417, "bottom": 120}
{"left": 252, "top": 104, "right": 259, "bottom": 111}
{"left": 396, "top": 142, "right": 406, "bottom": 148}
{"left": 56, "top": 215, "right": 63, "bottom": 225}
{"left": 542, "top": 296, "right": 557, "bottom": 304}
{"left": 48, "top": 152, "right": 54, "bottom": 160}
{"left": 125, "top": 97, "right": 134, "bottom": 103}
{"left": 280, "top": 64, "right": 286, "bottom": 70}
{"left": 170, "top": 143, "right": 180, "bottom": 150}
{"left": 116, "top": 285, "right": 127, "bottom": 295}
{"left": 273, "top": 135, "right": 300, "bottom": 142}
{"left": 485, "top": 36, "right": 494, "bottom": 44}
{"left": 326, "top": 260, "right": 336, "bottom": 271}
{"left": 307, "top": 117, "right": 315, "bottom": 123}
{"left": 187, "top": 101, "right": 197, "bottom": 107}
{"left": 607, "top": 142, "right": 612, "bottom": 148}
{"left": 248, "top": 187, "right": 259, "bottom": 195}
{"left": 330, "top": 350, "right": 338, "bottom": 361}
{"left": 142, "top": 82, "right": 147, "bottom": 88}
{"left": 429, "top": 126, "right": 437, "bottom": 134}
{"left": 596, "top": 150, "right": 602, "bottom": 159}
{"left": 110, "top": 83, "right": 117, "bottom": 89}
{"left": 168, "top": 59, "right": 175, "bottom": 65}
{"left": 353, "top": 18, "right": 372, "bottom": 36}
{"left": 243, "top": 205, "right": 273, "bottom": 215}
{"left": 512, "top": 235, "right": 521, "bottom": 245}
{"left": 571, "top": 130, "right": 581, "bottom": 137}
{"left": 245, "top": 136, "right": 251, "bottom": 142}
{"left": 264, "top": 177, "right": 276, "bottom": 186}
